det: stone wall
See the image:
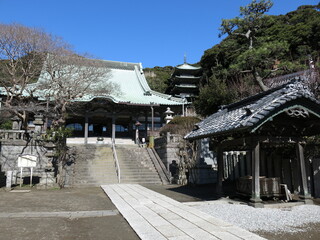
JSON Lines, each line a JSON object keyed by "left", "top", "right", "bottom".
{"left": 0, "top": 139, "right": 56, "bottom": 189}
{"left": 189, "top": 138, "right": 217, "bottom": 184}
{"left": 154, "top": 133, "right": 218, "bottom": 184}
{"left": 154, "top": 133, "right": 181, "bottom": 171}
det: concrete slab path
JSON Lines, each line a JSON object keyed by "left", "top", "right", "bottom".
{"left": 101, "top": 184, "right": 266, "bottom": 240}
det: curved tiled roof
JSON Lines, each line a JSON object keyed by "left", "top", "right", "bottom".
{"left": 176, "top": 63, "right": 201, "bottom": 70}
{"left": 185, "top": 75, "right": 320, "bottom": 140}
{"left": 1, "top": 59, "right": 185, "bottom": 106}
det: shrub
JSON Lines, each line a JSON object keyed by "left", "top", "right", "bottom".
{"left": 160, "top": 116, "right": 201, "bottom": 136}
{"left": 0, "top": 120, "right": 12, "bottom": 130}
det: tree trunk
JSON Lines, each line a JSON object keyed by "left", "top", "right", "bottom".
{"left": 253, "top": 70, "right": 269, "bottom": 91}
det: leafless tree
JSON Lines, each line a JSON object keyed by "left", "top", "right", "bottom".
{"left": 37, "top": 54, "right": 118, "bottom": 127}
{"left": 0, "top": 23, "right": 118, "bottom": 187}
{"left": 0, "top": 23, "right": 118, "bottom": 129}
{"left": 36, "top": 54, "right": 120, "bottom": 187}
{"left": 0, "top": 23, "right": 71, "bottom": 128}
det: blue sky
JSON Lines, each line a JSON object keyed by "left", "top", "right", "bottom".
{"left": 0, "top": 0, "right": 318, "bottom": 68}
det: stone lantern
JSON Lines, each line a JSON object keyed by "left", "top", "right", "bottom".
{"left": 33, "top": 114, "right": 44, "bottom": 134}
{"left": 11, "top": 116, "right": 20, "bottom": 130}
{"left": 164, "top": 107, "right": 174, "bottom": 124}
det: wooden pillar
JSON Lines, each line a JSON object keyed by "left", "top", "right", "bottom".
{"left": 250, "top": 141, "right": 263, "bottom": 206}
{"left": 228, "top": 152, "right": 234, "bottom": 181}
{"left": 246, "top": 150, "right": 252, "bottom": 176}
{"left": 128, "top": 116, "right": 133, "bottom": 140}
{"left": 216, "top": 146, "right": 224, "bottom": 197}
{"left": 84, "top": 114, "right": 89, "bottom": 145}
{"left": 234, "top": 151, "right": 240, "bottom": 180}
{"left": 240, "top": 152, "right": 246, "bottom": 177}
{"left": 296, "top": 142, "right": 311, "bottom": 199}
{"left": 260, "top": 150, "right": 266, "bottom": 177}
{"left": 151, "top": 106, "right": 154, "bottom": 135}
{"left": 144, "top": 111, "right": 148, "bottom": 138}
{"left": 112, "top": 114, "right": 116, "bottom": 144}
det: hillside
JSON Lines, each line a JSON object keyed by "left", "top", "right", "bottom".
{"left": 144, "top": 66, "right": 173, "bottom": 93}
{"left": 194, "top": 3, "right": 320, "bottom": 116}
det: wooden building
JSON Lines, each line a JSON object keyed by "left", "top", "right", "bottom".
{"left": 185, "top": 70, "right": 320, "bottom": 206}
{"left": 0, "top": 60, "right": 185, "bottom": 143}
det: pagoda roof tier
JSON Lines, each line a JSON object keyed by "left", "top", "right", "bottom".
{"left": 174, "top": 93, "right": 195, "bottom": 98}
{"left": 171, "top": 86, "right": 199, "bottom": 94}
{"left": 0, "top": 59, "right": 185, "bottom": 106}
{"left": 176, "top": 63, "right": 201, "bottom": 70}
{"left": 172, "top": 75, "right": 201, "bottom": 84}
{"left": 172, "top": 63, "right": 202, "bottom": 76}
{"left": 174, "top": 83, "right": 197, "bottom": 88}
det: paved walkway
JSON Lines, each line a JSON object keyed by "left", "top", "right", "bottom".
{"left": 101, "top": 184, "right": 266, "bottom": 240}
{"left": 0, "top": 210, "right": 118, "bottom": 219}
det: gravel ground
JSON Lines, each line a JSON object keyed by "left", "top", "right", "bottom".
{"left": 188, "top": 201, "right": 320, "bottom": 233}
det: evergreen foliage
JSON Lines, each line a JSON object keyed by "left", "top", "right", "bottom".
{"left": 144, "top": 66, "right": 173, "bottom": 93}
{"left": 0, "top": 119, "right": 12, "bottom": 130}
{"left": 196, "top": 2, "right": 320, "bottom": 116}
{"left": 159, "top": 116, "right": 201, "bottom": 136}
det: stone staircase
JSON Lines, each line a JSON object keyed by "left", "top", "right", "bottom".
{"left": 116, "top": 145, "right": 162, "bottom": 184}
{"left": 72, "top": 145, "right": 118, "bottom": 186}
{"left": 70, "top": 144, "right": 162, "bottom": 186}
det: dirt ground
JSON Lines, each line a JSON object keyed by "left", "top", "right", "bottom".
{"left": 0, "top": 184, "right": 319, "bottom": 240}
{"left": 0, "top": 187, "right": 139, "bottom": 240}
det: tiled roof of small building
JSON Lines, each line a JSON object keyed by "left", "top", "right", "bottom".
{"left": 185, "top": 73, "right": 319, "bottom": 140}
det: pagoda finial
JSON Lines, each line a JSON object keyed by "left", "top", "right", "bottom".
{"left": 184, "top": 53, "right": 187, "bottom": 64}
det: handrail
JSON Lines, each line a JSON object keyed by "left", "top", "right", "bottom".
{"left": 112, "top": 140, "right": 121, "bottom": 183}
{"left": 147, "top": 148, "right": 170, "bottom": 184}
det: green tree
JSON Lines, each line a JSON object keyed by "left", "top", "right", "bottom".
{"left": 220, "top": 0, "right": 283, "bottom": 91}
{"left": 144, "top": 66, "right": 173, "bottom": 93}
{"left": 197, "top": 2, "right": 320, "bottom": 116}
{"left": 220, "top": 0, "right": 273, "bottom": 50}
{"left": 194, "top": 76, "right": 234, "bottom": 116}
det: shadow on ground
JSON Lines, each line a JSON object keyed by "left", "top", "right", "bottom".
{"left": 143, "top": 183, "right": 222, "bottom": 202}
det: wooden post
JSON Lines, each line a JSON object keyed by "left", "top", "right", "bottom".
{"left": 112, "top": 114, "right": 116, "bottom": 144}
{"left": 216, "top": 146, "right": 224, "bottom": 197}
{"left": 250, "top": 140, "right": 263, "bottom": 207}
{"left": 240, "top": 152, "right": 246, "bottom": 177}
{"left": 296, "top": 142, "right": 311, "bottom": 199}
{"left": 144, "top": 111, "right": 148, "bottom": 138}
{"left": 246, "top": 150, "right": 252, "bottom": 176}
{"left": 151, "top": 106, "right": 154, "bottom": 135}
{"left": 84, "top": 114, "right": 89, "bottom": 145}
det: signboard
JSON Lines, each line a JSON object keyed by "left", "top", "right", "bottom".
{"left": 17, "top": 154, "right": 38, "bottom": 187}
{"left": 17, "top": 154, "right": 37, "bottom": 167}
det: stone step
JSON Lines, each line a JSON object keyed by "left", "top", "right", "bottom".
{"left": 72, "top": 144, "right": 161, "bottom": 186}
{"left": 71, "top": 145, "right": 118, "bottom": 187}
{"left": 120, "top": 180, "right": 162, "bottom": 184}
{"left": 120, "top": 165, "right": 156, "bottom": 169}
{"left": 115, "top": 146, "right": 162, "bottom": 184}
{"left": 119, "top": 170, "right": 158, "bottom": 174}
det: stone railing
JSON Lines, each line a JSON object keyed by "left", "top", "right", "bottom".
{"left": 0, "top": 130, "right": 27, "bottom": 141}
